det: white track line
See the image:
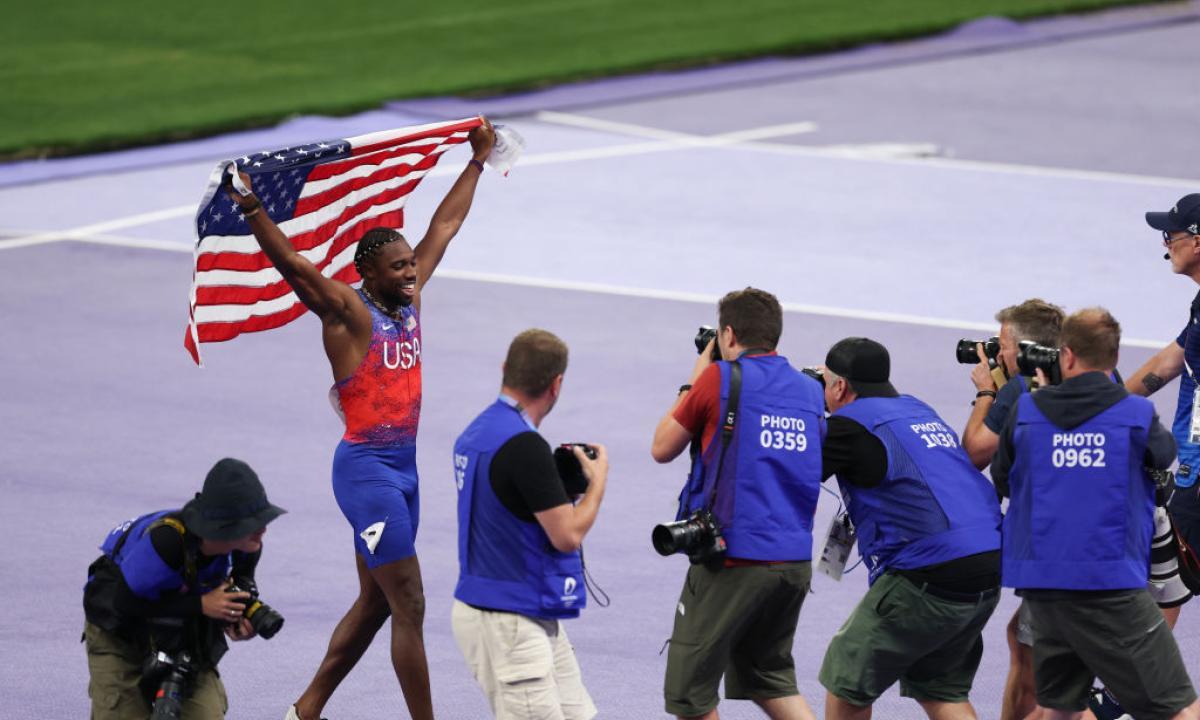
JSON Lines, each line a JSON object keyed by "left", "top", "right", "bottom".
{"left": 536, "top": 112, "right": 1200, "bottom": 188}
{"left": 4, "top": 114, "right": 1196, "bottom": 252}
{"left": 0, "top": 224, "right": 1169, "bottom": 348}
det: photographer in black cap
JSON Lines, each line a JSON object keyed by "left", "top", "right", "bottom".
{"left": 83, "top": 458, "right": 286, "bottom": 719}
{"left": 818, "top": 338, "right": 1002, "bottom": 720}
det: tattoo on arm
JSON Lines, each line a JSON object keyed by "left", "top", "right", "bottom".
{"left": 1143, "top": 373, "right": 1166, "bottom": 394}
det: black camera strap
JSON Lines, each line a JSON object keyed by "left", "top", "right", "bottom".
{"left": 703, "top": 360, "right": 742, "bottom": 512}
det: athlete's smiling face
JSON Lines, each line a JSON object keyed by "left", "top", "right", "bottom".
{"left": 365, "top": 239, "right": 419, "bottom": 306}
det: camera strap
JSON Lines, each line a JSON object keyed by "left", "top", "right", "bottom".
{"left": 149, "top": 516, "right": 199, "bottom": 588}
{"left": 703, "top": 360, "right": 742, "bottom": 512}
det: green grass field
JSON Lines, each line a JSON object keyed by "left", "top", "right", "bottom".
{"left": 1, "top": 0, "right": 1159, "bottom": 159}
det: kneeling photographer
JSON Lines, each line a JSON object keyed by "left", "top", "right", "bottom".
{"left": 83, "top": 458, "right": 286, "bottom": 719}
{"left": 451, "top": 329, "right": 608, "bottom": 720}
{"left": 959, "top": 298, "right": 1064, "bottom": 472}
{"left": 651, "top": 287, "right": 824, "bottom": 720}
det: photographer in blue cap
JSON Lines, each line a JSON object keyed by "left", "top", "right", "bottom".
{"left": 83, "top": 458, "right": 286, "bottom": 719}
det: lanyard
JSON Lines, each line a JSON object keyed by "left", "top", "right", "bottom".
{"left": 497, "top": 393, "right": 537, "bottom": 431}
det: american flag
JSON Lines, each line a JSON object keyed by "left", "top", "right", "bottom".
{"left": 184, "top": 116, "right": 483, "bottom": 365}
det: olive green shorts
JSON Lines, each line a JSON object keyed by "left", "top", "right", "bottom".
{"left": 1028, "top": 590, "right": 1197, "bottom": 720}
{"left": 819, "top": 573, "right": 999, "bottom": 706}
{"left": 663, "top": 561, "right": 811, "bottom": 717}
{"left": 84, "top": 621, "right": 228, "bottom": 720}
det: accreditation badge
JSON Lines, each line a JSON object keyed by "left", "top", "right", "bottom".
{"left": 1190, "top": 388, "right": 1200, "bottom": 446}
{"left": 817, "top": 512, "right": 856, "bottom": 581}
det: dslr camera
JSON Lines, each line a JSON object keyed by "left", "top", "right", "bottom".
{"left": 955, "top": 336, "right": 1001, "bottom": 365}
{"left": 142, "top": 650, "right": 194, "bottom": 720}
{"left": 553, "top": 443, "right": 597, "bottom": 496}
{"left": 1016, "top": 340, "right": 1061, "bottom": 385}
{"left": 801, "top": 366, "right": 825, "bottom": 387}
{"left": 652, "top": 510, "right": 727, "bottom": 564}
{"left": 227, "top": 581, "right": 285, "bottom": 639}
{"left": 695, "top": 326, "right": 720, "bottom": 361}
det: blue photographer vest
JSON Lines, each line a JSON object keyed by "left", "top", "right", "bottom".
{"left": 834, "top": 396, "right": 1002, "bottom": 584}
{"left": 1003, "top": 393, "right": 1156, "bottom": 590}
{"left": 453, "top": 399, "right": 585, "bottom": 619}
{"left": 681, "top": 355, "right": 824, "bottom": 561}
{"left": 95, "top": 510, "right": 232, "bottom": 599}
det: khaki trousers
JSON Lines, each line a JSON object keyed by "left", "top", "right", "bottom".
{"left": 84, "top": 621, "right": 227, "bottom": 720}
{"left": 451, "top": 600, "right": 597, "bottom": 720}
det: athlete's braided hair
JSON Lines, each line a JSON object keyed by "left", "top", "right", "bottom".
{"left": 353, "top": 228, "right": 405, "bottom": 276}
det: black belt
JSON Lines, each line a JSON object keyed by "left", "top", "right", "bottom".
{"left": 894, "top": 573, "right": 1000, "bottom": 604}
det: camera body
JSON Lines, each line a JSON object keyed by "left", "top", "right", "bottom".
{"left": 652, "top": 510, "right": 727, "bottom": 564}
{"left": 1016, "top": 340, "right": 1062, "bottom": 385}
{"left": 142, "top": 650, "right": 193, "bottom": 720}
{"left": 801, "top": 366, "right": 825, "bottom": 387}
{"left": 695, "top": 326, "right": 721, "bottom": 361}
{"left": 226, "top": 582, "right": 284, "bottom": 639}
{"left": 553, "top": 443, "right": 596, "bottom": 496}
{"left": 955, "top": 336, "right": 1001, "bottom": 365}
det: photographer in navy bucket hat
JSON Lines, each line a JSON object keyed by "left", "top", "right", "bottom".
{"left": 83, "top": 458, "right": 285, "bottom": 719}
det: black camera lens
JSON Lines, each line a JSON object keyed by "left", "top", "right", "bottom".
{"left": 955, "top": 337, "right": 1001, "bottom": 365}
{"left": 801, "top": 367, "right": 825, "bottom": 387}
{"left": 227, "top": 583, "right": 284, "bottom": 639}
{"left": 243, "top": 600, "right": 285, "bottom": 639}
{"left": 652, "top": 511, "right": 725, "bottom": 562}
{"left": 653, "top": 519, "right": 697, "bottom": 556}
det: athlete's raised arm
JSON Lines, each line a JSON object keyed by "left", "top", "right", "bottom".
{"left": 230, "top": 172, "right": 361, "bottom": 323}
{"left": 413, "top": 118, "right": 497, "bottom": 290}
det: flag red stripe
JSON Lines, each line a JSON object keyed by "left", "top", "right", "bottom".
{"left": 195, "top": 238, "right": 366, "bottom": 306}
{"left": 193, "top": 264, "right": 360, "bottom": 343}
{"left": 349, "top": 117, "right": 481, "bottom": 157}
{"left": 306, "top": 140, "right": 446, "bottom": 182}
{"left": 195, "top": 189, "right": 410, "bottom": 272}
{"left": 294, "top": 151, "right": 442, "bottom": 217}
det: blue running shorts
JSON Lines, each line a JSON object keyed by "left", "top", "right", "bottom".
{"left": 331, "top": 441, "right": 420, "bottom": 568}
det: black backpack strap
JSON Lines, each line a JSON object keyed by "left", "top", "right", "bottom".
{"left": 704, "top": 361, "right": 742, "bottom": 510}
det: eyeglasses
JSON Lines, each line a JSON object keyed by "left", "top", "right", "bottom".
{"left": 1163, "top": 231, "right": 1195, "bottom": 247}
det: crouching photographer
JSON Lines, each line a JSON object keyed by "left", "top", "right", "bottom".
{"left": 83, "top": 458, "right": 285, "bottom": 719}
{"left": 651, "top": 287, "right": 825, "bottom": 720}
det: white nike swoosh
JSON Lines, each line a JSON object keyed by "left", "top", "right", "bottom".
{"left": 381, "top": 324, "right": 394, "bottom": 330}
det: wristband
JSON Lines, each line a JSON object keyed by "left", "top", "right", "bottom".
{"left": 975, "top": 390, "right": 997, "bottom": 399}
{"left": 238, "top": 199, "right": 262, "bottom": 215}
{"left": 678, "top": 384, "right": 692, "bottom": 395}
{"left": 468, "top": 158, "right": 484, "bottom": 173}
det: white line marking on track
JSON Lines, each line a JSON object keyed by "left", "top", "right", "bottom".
{"left": 0, "top": 230, "right": 1169, "bottom": 347}
{"left": 535, "top": 112, "right": 1200, "bottom": 188}
{"left": 4, "top": 114, "right": 1196, "bottom": 251}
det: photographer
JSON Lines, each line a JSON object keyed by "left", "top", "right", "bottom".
{"left": 992, "top": 308, "right": 1200, "bottom": 720}
{"left": 651, "top": 287, "right": 824, "bottom": 720}
{"left": 83, "top": 458, "right": 286, "bottom": 719}
{"left": 958, "top": 298, "right": 1063, "bottom": 720}
{"left": 818, "top": 337, "right": 1002, "bottom": 720}
{"left": 961, "top": 298, "right": 1064, "bottom": 472}
{"left": 451, "top": 329, "right": 606, "bottom": 720}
